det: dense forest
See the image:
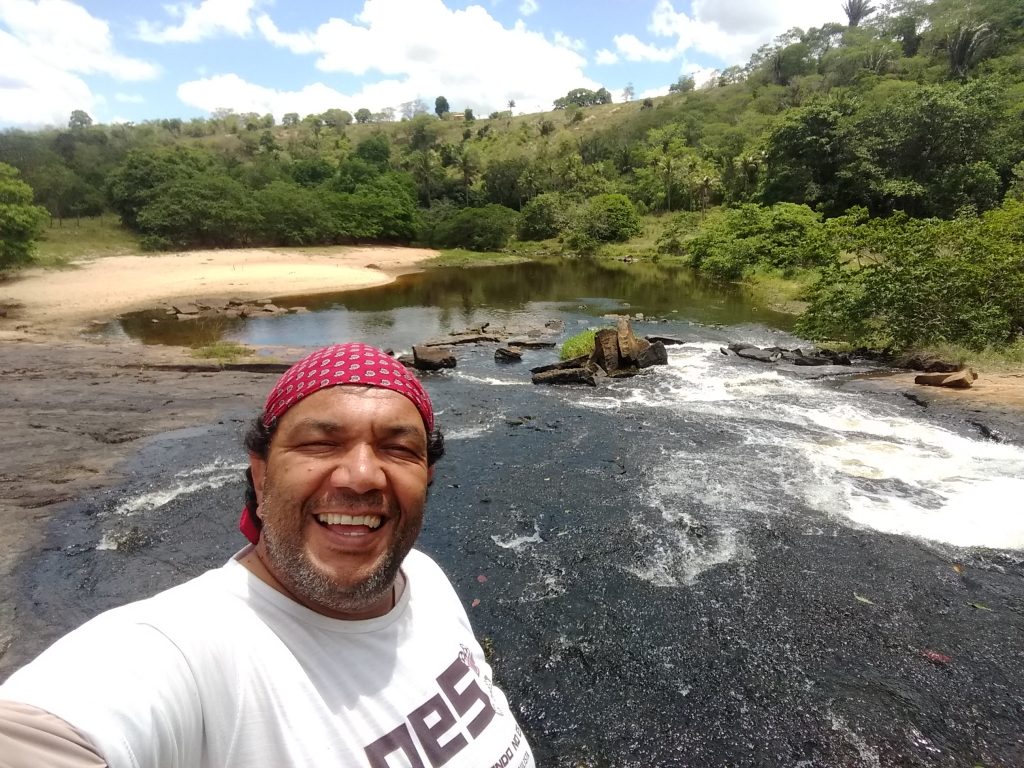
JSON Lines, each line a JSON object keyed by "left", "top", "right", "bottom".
{"left": 1, "top": 0, "right": 1023, "bottom": 355}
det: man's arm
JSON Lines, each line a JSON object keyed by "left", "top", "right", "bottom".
{"left": 0, "top": 700, "right": 106, "bottom": 768}
{"left": 0, "top": 620, "right": 203, "bottom": 768}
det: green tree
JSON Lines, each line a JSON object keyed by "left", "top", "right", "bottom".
{"left": 463, "top": 108, "right": 475, "bottom": 122}
{"left": 68, "top": 110, "right": 93, "bottom": 130}
{"left": 354, "top": 134, "right": 392, "bottom": 170}
{"left": 435, "top": 96, "right": 450, "bottom": 118}
{"left": 0, "top": 163, "right": 49, "bottom": 268}
{"left": 135, "top": 171, "right": 260, "bottom": 249}
{"left": 281, "top": 113, "right": 300, "bottom": 127}
{"left": 321, "top": 109, "right": 353, "bottom": 128}
{"left": 355, "top": 108, "right": 373, "bottom": 124}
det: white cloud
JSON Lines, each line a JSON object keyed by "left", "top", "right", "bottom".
{"left": 0, "top": 0, "right": 158, "bottom": 79}
{"left": 0, "top": 0, "right": 158, "bottom": 126}
{"left": 613, "top": 33, "right": 676, "bottom": 63}
{"left": 177, "top": 74, "right": 353, "bottom": 117}
{"left": 553, "top": 31, "right": 584, "bottom": 52}
{"left": 594, "top": 48, "right": 618, "bottom": 65}
{"left": 249, "top": 0, "right": 599, "bottom": 116}
{"left": 114, "top": 92, "right": 145, "bottom": 103}
{"left": 137, "top": 0, "right": 258, "bottom": 43}
{"left": 616, "top": 0, "right": 846, "bottom": 67}
{"left": 518, "top": 0, "right": 538, "bottom": 16}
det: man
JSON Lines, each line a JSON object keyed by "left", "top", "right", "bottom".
{"left": 0, "top": 343, "right": 534, "bottom": 768}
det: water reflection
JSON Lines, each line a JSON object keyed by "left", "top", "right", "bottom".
{"left": 116, "top": 259, "right": 795, "bottom": 348}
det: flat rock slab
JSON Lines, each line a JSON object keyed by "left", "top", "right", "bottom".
{"left": 916, "top": 369, "right": 977, "bottom": 389}
{"left": 645, "top": 335, "right": 687, "bottom": 346}
{"left": 422, "top": 334, "right": 504, "bottom": 346}
{"left": 506, "top": 339, "right": 557, "bottom": 349}
{"left": 532, "top": 367, "right": 596, "bottom": 386}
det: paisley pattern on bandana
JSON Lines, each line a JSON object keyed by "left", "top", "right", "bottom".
{"left": 262, "top": 343, "right": 433, "bottom": 431}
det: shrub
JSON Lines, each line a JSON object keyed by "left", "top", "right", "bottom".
{"left": 577, "top": 194, "right": 642, "bottom": 243}
{"left": 0, "top": 163, "right": 49, "bottom": 268}
{"left": 679, "top": 203, "right": 833, "bottom": 280}
{"left": 797, "top": 202, "right": 1024, "bottom": 350}
{"left": 433, "top": 204, "right": 520, "bottom": 250}
{"left": 561, "top": 329, "right": 600, "bottom": 360}
{"left": 518, "top": 193, "right": 572, "bottom": 240}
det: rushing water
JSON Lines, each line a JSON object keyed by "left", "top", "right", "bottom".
{"left": 24, "top": 260, "right": 1024, "bottom": 766}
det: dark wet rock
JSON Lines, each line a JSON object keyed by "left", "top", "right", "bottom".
{"left": 195, "top": 298, "right": 230, "bottom": 311}
{"left": 396, "top": 354, "right": 415, "bottom": 368}
{"left": 530, "top": 356, "right": 590, "bottom": 375}
{"left": 532, "top": 367, "right": 596, "bottom": 386}
{"left": 915, "top": 369, "right": 976, "bottom": 389}
{"left": 647, "top": 335, "right": 686, "bottom": 346}
{"left": 544, "top": 320, "right": 565, "bottom": 332}
{"left": 590, "top": 328, "right": 631, "bottom": 375}
{"left": 735, "top": 347, "right": 778, "bottom": 363}
{"left": 904, "top": 354, "right": 961, "bottom": 373}
{"left": 424, "top": 333, "right": 503, "bottom": 346}
{"left": 495, "top": 347, "right": 523, "bottom": 363}
{"left": 412, "top": 345, "right": 456, "bottom": 371}
{"left": 637, "top": 341, "right": 668, "bottom": 368}
{"left": 506, "top": 338, "right": 556, "bottom": 349}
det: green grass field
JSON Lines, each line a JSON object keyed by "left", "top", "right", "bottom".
{"left": 32, "top": 214, "right": 141, "bottom": 268}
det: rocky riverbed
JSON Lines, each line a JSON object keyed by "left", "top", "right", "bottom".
{"left": 2, "top": 329, "right": 1024, "bottom": 767}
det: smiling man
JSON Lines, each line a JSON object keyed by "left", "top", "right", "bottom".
{"left": 0, "top": 343, "right": 534, "bottom": 768}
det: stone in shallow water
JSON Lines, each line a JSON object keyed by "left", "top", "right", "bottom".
{"left": 495, "top": 347, "right": 523, "bottom": 363}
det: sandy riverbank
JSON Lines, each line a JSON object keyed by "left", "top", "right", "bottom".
{"left": 0, "top": 245, "right": 436, "bottom": 340}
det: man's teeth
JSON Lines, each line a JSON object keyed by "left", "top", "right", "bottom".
{"left": 316, "top": 513, "right": 383, "bottom": 529}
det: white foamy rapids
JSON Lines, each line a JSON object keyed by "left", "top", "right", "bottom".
{"left": 590, "top": 344, "right": 1024, "bottom": 555}
{"left": 112, "top": 459, "right": 246, "bottom": 517}
{"left": 452, "top": 372, "right": 525, "bottom": 387}
{"left": 444, "top": 424, "right": 493, "bottom": 441}
{"left": 491, "top": 521, "right": 544, "bottom": 551}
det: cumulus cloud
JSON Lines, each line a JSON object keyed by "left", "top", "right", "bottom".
{"left": 248, "top": 0, "right": 599, "bottom": 115}
{"left": 518, "top": 0, "right": 538, "bottom": 17}
{"left": 137, "top": 0, "right": 259, "bottom": 44}
{"left": 177, "top": 74, "right": 353, "bottom": 117}
{"left": 615, "top": 0, "right": 846, "bottom": 66}
{"left": 594, "top": 48, "right": 618, "bottom": 65}
{"left": 0, "top": 0, "right": 158, "bottom": 126}
{"left": 553, "top": 31, "right": 584, "bottom": 52}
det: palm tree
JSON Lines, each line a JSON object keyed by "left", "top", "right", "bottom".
{"left": 842, "top": 0, "right": 875, "bottom": 27}
{"left": 947, "top": 22, "right": 994, "bottom": 78}
{"left": 456, "top": 147, "right": 481, "bottom": 206}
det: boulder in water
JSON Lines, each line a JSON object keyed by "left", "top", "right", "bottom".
{"left": 495, "top": 347, "right": 523, "bottom": 363}
{"left": 412, "top": 346, "right": 456, "bottom": 370}
{"left": 532, "top": 367, "right": 597, "bottom": 386}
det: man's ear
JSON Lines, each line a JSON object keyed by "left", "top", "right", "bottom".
{"left": 249, "top": 453, "right": 267, "bottom": 506}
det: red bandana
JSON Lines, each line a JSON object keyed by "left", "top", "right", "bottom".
{"left": 239, "top": 343, "right": 434, "bottom": 544}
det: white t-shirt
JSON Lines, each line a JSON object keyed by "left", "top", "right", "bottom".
{"left": 1, "top": 549, "right": 534, "bottom": 768}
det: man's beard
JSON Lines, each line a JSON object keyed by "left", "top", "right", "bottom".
{"left": 258, "top": 484, "right": 422, "bottom": 616}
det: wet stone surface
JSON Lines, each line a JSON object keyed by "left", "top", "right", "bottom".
{"left": 3, "top": 329, "right": 1024, "bottom": 767}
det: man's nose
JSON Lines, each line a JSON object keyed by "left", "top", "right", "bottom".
{"left": 329, "top": 443, "right": 387, "bottom": 494}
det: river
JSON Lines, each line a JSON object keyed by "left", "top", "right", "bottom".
{"left": 16, "top": 261, "right": 1024, "bottom": 766}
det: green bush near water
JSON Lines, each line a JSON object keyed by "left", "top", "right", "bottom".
{"left": 560, "top": 329, "right": 601, "bottom": 360}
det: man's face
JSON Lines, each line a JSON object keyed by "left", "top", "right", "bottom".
{"left": 249, "top": 385, "right": 431, "bottom": 618}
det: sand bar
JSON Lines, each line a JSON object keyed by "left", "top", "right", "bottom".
{"left": 0, "top": 246, "right": 436, "bottom": 337}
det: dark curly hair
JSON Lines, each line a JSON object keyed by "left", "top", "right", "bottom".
{"left": 242, "top": 415, "right": 445, "bottom": 535}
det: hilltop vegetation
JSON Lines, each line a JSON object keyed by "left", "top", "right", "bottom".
{"left": 1, "top": 0, "right": 1023, "bottom": 353}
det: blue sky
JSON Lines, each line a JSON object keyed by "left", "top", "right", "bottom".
{"left": 0, "top": 0, "right": 848, "bottom": 128}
